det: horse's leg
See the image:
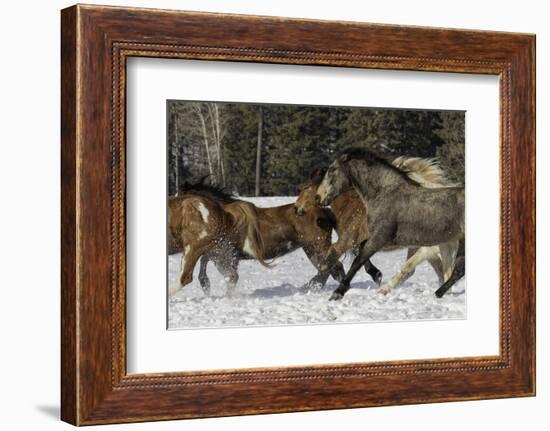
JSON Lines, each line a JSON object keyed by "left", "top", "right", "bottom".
{"left": 198, "top": 255, "right": 211, "bottom": 296}
{"left": 322, "top": 240, "right": 348, "bottom": 283}
{"left": 435, "top": 255, "right": 465, "bottom": 298}
{"left": 379, "top": 246, "right": 438, "bottom": 295}
{"left": 430, "top": 241, "right": 458, "bottom": 285}
{"left": 169, "top": 245, "right": 201, "bottom": 297}
{"left": 301, "top": 261, "right": 346, "bottom": 292}
{"left": 301, "top": 247, "right": 334, "bottom": 291}
{"left": 318, "top": 241, "right": 346, "bottom": 273}
{"left": 427, "top": 255, "right": 445, "bottom": 285}
{"left": 215, "top": 257, "right": 239, "bottom": 297}
{"left": 330, "top": 261, "right": 346, "bottom": 283}
{"left": 363, "top": 258, "right": 382, "bottom": 286}
{"left": 301, "top": 271, "right": 330, "bottom": 291}
{"left": 347, "top": 243, "right": 383, "bottom": 285}
{"left": 399, "top": 247, "right": 418, "bottom": 283}
{"left": 329, "top": 237, "right": 385, "bottom": 301}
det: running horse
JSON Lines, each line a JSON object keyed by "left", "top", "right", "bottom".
{"left": 316, "top": 148, "right": 465, "bottom": 300}
{"left": 168, "top": 180, "right": 345, "bottom": 297}
{"left": 295, "top": 156, "right": 460, "bottom": 291}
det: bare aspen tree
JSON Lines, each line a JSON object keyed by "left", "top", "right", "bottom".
{"left": 255, "top": 106, "right": 263, "bottom": 196}
{"left": 174, "top": 110, "right": 179, "bottom": 191}
{"left": 214, "top": 103, "right": 226, "bottom": 186}
{"left": 207, "top": 103, "right": 226, "bottom": 186}
{"left": 191, "top": 104, "right": 215, "bottom": 181}
{"left": 168, "top": 103, "right": 184, "bottom": 194}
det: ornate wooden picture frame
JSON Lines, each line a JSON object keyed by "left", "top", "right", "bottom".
{"left": 61, "top": 4, "right": 535, "bottom": 425}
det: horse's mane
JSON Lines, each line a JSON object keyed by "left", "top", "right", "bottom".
{"left": 340, "top": 147, "right": 405, "bottom": 172}
{"left": 308, "top": 167, "right": 327, "bottom": 186}
{"left": 177, "top": 175, "right": 238, "bottom": 203}
{"left": 339, "top": 147, "right": 457, "bottom": 188}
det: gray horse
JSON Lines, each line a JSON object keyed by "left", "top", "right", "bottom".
{"left": 316, "top": 147, "right": 465, "bottom": 300}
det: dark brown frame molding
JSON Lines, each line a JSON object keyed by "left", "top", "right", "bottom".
{"left": 61, "top": 4, "right": 536, "bottom": 425}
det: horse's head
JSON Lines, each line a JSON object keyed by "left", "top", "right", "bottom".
{"left": 294, "top": 168, "right": 326, "bottom": 216}
{"left": 294, "top": 206, "right": 337, "bottom": 260}
{"left": 294, "top": 181, "right": 319, "bottom": 216}
{"left": 316, "top": 154, "right": 352, "bottom": 206}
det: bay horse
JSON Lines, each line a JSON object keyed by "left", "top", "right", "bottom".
{"left": 168, "top": 180, "right": 345, "bottom": 297}
{"left": 295, "top": 156, "right": 459, "bottom": 289}
{"left": 295, "top": 172, "right": 382, "bottom": 285}
{"left": 316, "top": 148, "right": 465, "bottom": 300}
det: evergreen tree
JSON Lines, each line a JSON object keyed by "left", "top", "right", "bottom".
{"left": 167, "top": 101, "right": 464, "bottom": 197}
{"left": 435, "top": 111, "right": 465, "bottom": 183}
{"left": 340, "top": 109, "right": 444, "bottom": 158}
{"left": 263, "top": 106, "right": 336, "bottom": 195}
{"left": 223, "top": 104, "right": 261, "bottom": 195}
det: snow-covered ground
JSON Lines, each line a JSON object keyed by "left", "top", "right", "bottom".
{"left": 168, "top": 197, "right": 466, "bottom": 329}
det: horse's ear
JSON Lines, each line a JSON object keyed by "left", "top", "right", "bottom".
{"left": 310, "top": 168, "right": 326, "bottom": 185}
{"left": 339, "top": 153, "right": 350, "bottom": 163}
{"left": 198, "top": 174, "right": 210, "bottom": 185}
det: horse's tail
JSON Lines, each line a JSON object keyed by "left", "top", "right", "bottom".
{"left": 392, "top": 156, "right": 460, "bottom": 188}
{"left": 233, "top": 202, "right": 273, "bottom": 268}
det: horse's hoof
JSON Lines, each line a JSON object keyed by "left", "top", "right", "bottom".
{"left": 379, "top": 287, "right": 391, "bottom": 295}
{"left": 435, "top": 289, "right": 445, "bottom": 298}
{"left": 300, "top": 282, "right": 321, "bottom": 293}
{"left": 329, "top": 291, "right": 344, "bottom": 301}
{"left": 168, "top": 285, "right": 180, "bottom": 298}
{"left": 374, "top": 272, "right": 383, "bottom": 286}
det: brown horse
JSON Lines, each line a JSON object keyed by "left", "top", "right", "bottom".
{"left": 168, "top": 181, "right": 345, "bottom": 297}
{"left": 295, "top": 170, "right": 381, "bottom": 283}
{"left": 294, "top": 156, "right": 459, "bottom": 289}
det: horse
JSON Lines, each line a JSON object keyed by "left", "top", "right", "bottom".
{"left": 295, "top": 170, "right": 381, "bottom": 283}
{"left": 168, "top": 180, "right": 346, "bottom": 297}
{"left": 316, "top": 147, "right": 465, "bottom": 300}
{"left": 168, "top": 191, "right": 241, "bottom": 296}
{"left": 294, "top": 157, "right": 459, "bottom": 288}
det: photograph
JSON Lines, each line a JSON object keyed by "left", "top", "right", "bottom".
{"left": 167, "top": 100, "right": 466, "bottom": 329}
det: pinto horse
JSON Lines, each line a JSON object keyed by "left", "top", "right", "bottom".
{"left": 168, "top": 181, "right": 345, "bottom": 297}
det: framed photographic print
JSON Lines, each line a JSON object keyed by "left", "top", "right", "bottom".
{"left": 61, "top": 4, "right": 535, "bottom": 425}
{"left": 163, "top": 100, "right": 467, "bottom": 330}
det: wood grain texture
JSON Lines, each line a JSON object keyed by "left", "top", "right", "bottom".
{"left": 60, "top": 5, "right": 78, "bottom": 425}
{"left": 60, "top": 4, "right": 536, "bottom": 425}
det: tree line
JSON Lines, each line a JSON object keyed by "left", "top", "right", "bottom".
{"left": 167, "top": 100, "right": 465, "bottom": 197}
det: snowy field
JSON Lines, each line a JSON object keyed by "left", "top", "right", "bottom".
{"left": 168, "top": 197, "right": 466, "bottom": 329}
